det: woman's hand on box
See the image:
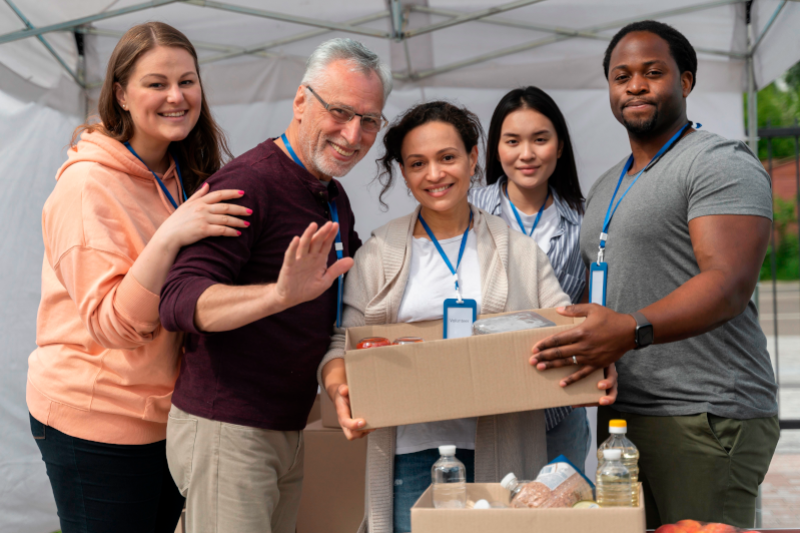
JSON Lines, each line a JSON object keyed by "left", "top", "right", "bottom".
{"left": 334, "top": 384, "right": 374, "bottom": 440}
{"left": 572, "top": 363, "right": 618, "bottom": 408}
{"left": 528, "top": 304, "right": 636, "bottom": 387}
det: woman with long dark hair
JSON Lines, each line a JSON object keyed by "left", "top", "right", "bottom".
{"left": 469, "top": 86, "right": 591, "bottom": 471}
{"left": 27, "top": 22, "right": 248, "bottom": 532}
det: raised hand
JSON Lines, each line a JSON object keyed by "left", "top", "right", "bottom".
{"left": 273, "top": 221, "right": 354, "bottom": 310}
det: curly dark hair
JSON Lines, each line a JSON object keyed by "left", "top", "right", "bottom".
{"left": 376, "top": 101, "right": 484, "bottom": 208}
{"left": 603, "top": 20, "right": 697, "bottom": 90}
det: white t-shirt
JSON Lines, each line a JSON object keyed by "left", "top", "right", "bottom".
{"left": 395, "top": 230, "right": 481, "bottom": 455}
{"left": 499, "top": 189, "right": 559, "bottom": 255}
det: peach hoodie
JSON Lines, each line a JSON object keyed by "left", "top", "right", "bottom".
{"left": 27, "top": 129, "right": 185, "bottom": 445}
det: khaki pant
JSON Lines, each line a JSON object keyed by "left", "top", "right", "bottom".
{"left": 166, "top": 405, "right": 304, "bottom": 533}
{"left": 597, "top": 406, "right": 779, "bottom": 530}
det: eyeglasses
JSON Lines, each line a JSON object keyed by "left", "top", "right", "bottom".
{"left": 306, "top": 86, "right": 387, "bottom": 133}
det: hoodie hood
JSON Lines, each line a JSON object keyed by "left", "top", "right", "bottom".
{"left": 58, "top": 129, "right": 176, "bottom": 184}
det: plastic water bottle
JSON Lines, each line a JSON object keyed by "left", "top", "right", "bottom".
{"left": 432, "top": 445, "right": 467, "bottom": 509}
{"left": 596, "top": 449, "right": 633, "bottom": 507}
{"left": 597, "top": 420, "right": 639, "bottom": 505}
{"left": 500, "top": 472, "right": 525, "bottom": 504}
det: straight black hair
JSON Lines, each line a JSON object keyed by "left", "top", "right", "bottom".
{"left": 485, "top": 86, "right": 584, "bottom": 214}
{"left": 603, "top": 20, "right": 697, "bottom": 90}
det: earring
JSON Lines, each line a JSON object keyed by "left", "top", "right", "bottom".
{"left": 122, "top": 104, "right": 127, "bottom": 110}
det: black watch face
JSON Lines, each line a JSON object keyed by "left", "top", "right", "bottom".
{"left": 637, "top": 325, "right": 654, "bottom": 347}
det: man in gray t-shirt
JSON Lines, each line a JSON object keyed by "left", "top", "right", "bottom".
{"left": 529, "top": 21, "right": 778, "bottom": 529}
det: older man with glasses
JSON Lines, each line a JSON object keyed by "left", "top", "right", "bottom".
{"left": 158, "top": 38, "right": 392, "bottom": 533}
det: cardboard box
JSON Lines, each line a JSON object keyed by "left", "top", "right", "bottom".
{"left": 411, "top": 483, "right": 646, "bottom": 533}
{"left": 320, "top": 388, "right": 341, "bottom": 429}
{"left": 344, "top": 308, "right": 603, "bottom": 429}
{"left": 297, "top": 404, "right": 367, "bottom": 533}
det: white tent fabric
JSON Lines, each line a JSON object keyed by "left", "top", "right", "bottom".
{"left": 0, "top": 1, "right": 797, "bottom": 532}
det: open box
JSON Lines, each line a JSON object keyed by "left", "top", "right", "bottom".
{"left": 344, "top": 308, "right": 604, "bottom": 429}
{"left": 411, "top": 483, "right": 646, "bottom": 533}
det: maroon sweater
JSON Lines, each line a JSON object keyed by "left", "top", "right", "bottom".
{"left": 160, "top": 139, "right": 361, "bottom": 430}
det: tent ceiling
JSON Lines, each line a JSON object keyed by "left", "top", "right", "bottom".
{"left": 0, "top": 0, "right": 798, "bottom": 111}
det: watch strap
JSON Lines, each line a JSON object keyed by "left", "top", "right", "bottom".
{"left": 631, "top": 311, "right": 651, "bottom": 328}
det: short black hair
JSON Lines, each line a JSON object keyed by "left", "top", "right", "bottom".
{"left": 603, "top": 20, "right": 697, "bottom": 90}
{"left": 485, "top": 86, "right": 584, "bottom": 214}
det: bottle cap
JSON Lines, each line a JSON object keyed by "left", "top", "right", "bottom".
{"left": 609, "top": 419, "right": 628, "bottom": 434}
{"left": 603, "top": 449, "right": 622, "bottom": 460}
{"left": 473, "top": 499, "right": 491, "bottom": 509}
{"left": 500, "top": 472, "right": 518, "bottom": 490}
{"left": 438, "top": 445, "right": 456, "bottom": 456}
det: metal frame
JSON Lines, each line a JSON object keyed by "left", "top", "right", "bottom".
{"left": 0, "top": 0, "right": 789, "bottom": 90}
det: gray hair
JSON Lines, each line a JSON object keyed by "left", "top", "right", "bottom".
{"left": 301, "top": 38, "right": 393, "bottom": 102}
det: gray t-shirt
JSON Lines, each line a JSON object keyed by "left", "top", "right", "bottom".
{"left": 580, "top": 129, "right": 777, "bottom": 419}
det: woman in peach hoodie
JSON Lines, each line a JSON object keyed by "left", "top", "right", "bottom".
{"left": 27, "top": 22, "right": 249, "bottom": 532}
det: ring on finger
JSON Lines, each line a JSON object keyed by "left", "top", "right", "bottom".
{"left": 572, "top": 355, "right": 578, "bottom": 365}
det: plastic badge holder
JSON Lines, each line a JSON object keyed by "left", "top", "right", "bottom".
{"left": 472, "top": 311, "right": 557, "bottom": 336}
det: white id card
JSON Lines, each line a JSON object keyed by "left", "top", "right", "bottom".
{"left": 589, "top": 261, "right": 608, "bottom": 306}
{"left": 443, "top": 298, "right": 477, "bottom": 339}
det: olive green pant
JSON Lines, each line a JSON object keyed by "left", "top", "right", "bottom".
{"left": 597, "top": 406, "right": 779, "bottom": 529}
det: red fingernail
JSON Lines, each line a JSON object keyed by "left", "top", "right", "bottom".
{"left": 238, "top": 190, "right": 245, "bottom": 195}
{"left": 236, "top": 230, "right": 241, "bottom": 236}
{"left": 244, "top": 221, "right": 250, "bottom": 227}
{"left": 246, "top": 208, "right": 253, "bottom": 214}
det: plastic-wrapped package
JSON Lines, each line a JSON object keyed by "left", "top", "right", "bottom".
{"left": 655, "top": 521, "right": 757, "bottom": 533}
{"left": 505, "top": 461, "right": 594, "bottom": 509}
{"left": 472, "top": 311, "right": 556, "bottom": 336}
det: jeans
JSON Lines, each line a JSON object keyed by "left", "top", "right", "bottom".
{"left": 393, "top": 448, "right": 475, "bottom": 533}
{"left": 31, "top": 413, "right": 185, "bottom": 533}
{"left": 545, "top": 407, "right": 591, "bottom": 472}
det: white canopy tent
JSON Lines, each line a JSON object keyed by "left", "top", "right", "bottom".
{"left": 0, "top": 1, "right": 798, "bottom": 531}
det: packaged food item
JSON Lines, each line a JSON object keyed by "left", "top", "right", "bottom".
{"left": 356, "top": 337, "right": 391, "bottom": 349}
{"left": 393, "top": 336, "right": 423, "bottom": 345}
{"left": 472, "top": 311, "right": 556, "bottom": 336}
{"left": 596, "top": 449, "right": 632, "bottom": 507}
{"left": 572, "top": 500, "right": 600, "bottom": 509}
{"left": 597, "top": 419, "right": 640, "bottom": 505}
{"left": 431, "top": 445, "right": 467, "bottom": 509}
{"left": 655, "top": 521, "right": 757, "bottom": 533}
{"left": 501, "top": 459, "right": 594, "bottom": 509}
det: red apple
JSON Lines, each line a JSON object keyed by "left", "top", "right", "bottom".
{"left": 654, "top": 525, "right": 682, "bottom": 533}
{"left": 675, "top": 520, "right": 703, "bottom": 533}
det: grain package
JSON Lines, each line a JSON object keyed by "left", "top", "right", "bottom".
{"left": 511, "top": 461, "right": 594, "bottom": 509}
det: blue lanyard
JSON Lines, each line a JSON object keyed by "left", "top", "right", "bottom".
{"left": 281, "top": 133, "right": 344, "bottom": 328}
{"left": 418, "top": 210, "right": 473, "bottom": 299}
{"left": 505, "top": 183, "right": 550, "bottom": 237}
{"left": 597, "top": 122, "right": 692, "bottom": 263}
{"left": 123, "top": 142, "right": 186, "bottom": 209}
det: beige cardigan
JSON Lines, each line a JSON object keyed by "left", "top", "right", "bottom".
{"left": 319, "top": 205, "right": 571, "bottom": 533}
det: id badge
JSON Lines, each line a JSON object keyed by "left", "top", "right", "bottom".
{"left": 443, "top": 298, "right": 477, "bottom": 339}
{"left": 589, "top": 262, "right": 608, "bottom": 306}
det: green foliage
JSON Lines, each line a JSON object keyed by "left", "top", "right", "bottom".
{"left": 761, "top": 196, "right": 800, "bottom": 280}
{"left": 743, "top": 60, "right": 800, "bottom": 161}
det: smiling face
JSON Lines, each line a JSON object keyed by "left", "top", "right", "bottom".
{"left": 295, "top": 60, "right": 385, "bottom": 178}
{"left": 497, "top": 107, "right": 562, "bottom": 192}
{"left": 399, "top": 121, "right": 478, "bottom": 216}
{"left": 114, "top": 45, "right": 201, "bottom": 148}
{"left": 607, "top": 31, "right": 692, "bottom": 138}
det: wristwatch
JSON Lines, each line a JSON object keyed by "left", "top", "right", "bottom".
{"left": 630, "top": 311, "right": 653, "bottom": 349}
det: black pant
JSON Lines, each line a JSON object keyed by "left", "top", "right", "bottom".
{"left": 31, "top": 413, "right": 184, "bottom": 533}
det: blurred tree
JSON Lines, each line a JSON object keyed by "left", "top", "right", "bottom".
{"left": 744, "top": 60, "right": 800, "bottom": 161}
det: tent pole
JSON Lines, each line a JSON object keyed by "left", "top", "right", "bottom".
{"left": 411, "top": 0, "right": 748, "bottom": 80}
{"left": 0, "top": 0, "right": 181, "bottom": 45}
